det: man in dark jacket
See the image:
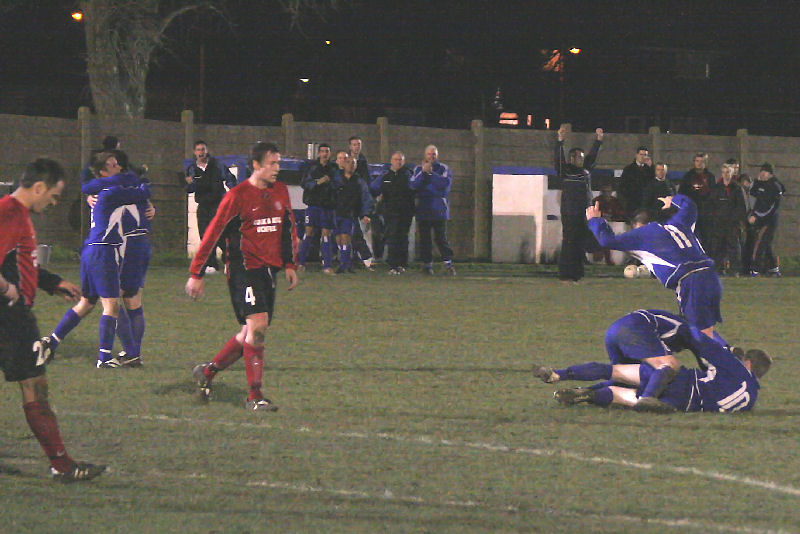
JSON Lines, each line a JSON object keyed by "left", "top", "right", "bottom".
{"left": 185, "top": 140, "right": 236, "bottom": 272}
{"left": 348, "top": 135, "right": 379, "bottom": 269}
{"left": 641, "top": 162, "right": 676, "bottom": 221}
{"left": 410, "top": 145, "right": 456, "bottom": 276}
{"left": 747, "top": 162, "right": 785, "bottom": 276}
{"left": 555, "top": 125, "right": 604, "bottom": 282}
{"left": 298, "top": 143, "right": 337, "bottom": 273}
{"left": 678, "top": 152, "right": 715, "bottom": 246}
{"left": 333, "top": 152, "right": 374, "bottom": 274}
{"left": 371, "top": 151, "right": 416, "bottom": 275}
{"left": 708, "top": 163, "right": 747, "bottom": 275}
{"left": 618, "top": 145, "right": 654, "bottom": 219}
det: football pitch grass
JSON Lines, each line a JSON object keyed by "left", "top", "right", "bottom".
{"left": 1, "top": 262, "right": 799, "bottom": 533}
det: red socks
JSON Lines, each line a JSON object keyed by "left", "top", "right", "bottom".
{"left": 204, "top": 336, "right": 244, "bottom": 383}
{"left": 23, "top": 401, "right": 73, "bottom": 473}
{"left": 243, "top": 341, "right": 264, "bottom": 402}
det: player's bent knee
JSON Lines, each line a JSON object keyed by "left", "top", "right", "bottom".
{"left": 643, "top": 354, "right": 680, "bottom": 370}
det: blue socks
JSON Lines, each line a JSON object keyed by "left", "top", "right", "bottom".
{"left": 297, "top": 233, "right": 313, "bottom": 266}
{"left": 555, "top": 362, "right": 612, "bottom": 382}
{"left": 338, "top": 244, "right": 351, "bottom": 271}
{"left": 117, "top": 306, "right": 145, "bottom": 357}
{"left": 641, "top": 365, "right": 676, "bottom": 398}
{"left": 51, "top": 308, "right": 82, "bottom": 350}
{"left": 592, "top": 387, "right": 613, "bottom": 407}
{"left": 98, "top": 314, "right": 117, "bottom": 363}
{"left": 128, "top": 307, "right": 145, "bottom": 356}
{"left": 321, "top": 236, "right": 332, "bottom": 268}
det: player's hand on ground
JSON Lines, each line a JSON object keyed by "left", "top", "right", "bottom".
{"left": 285, "top": 268, "right": 298, "bottom": 291}
{"left": 145, "top": 201, "right": 156, "bottom": 220}
{"left": 185, "top": 277, "right": 205, "bottom": 300}
{"left": 658, "top": 196, "right": 673, "bottom": 210}
{"left": 54, "top": 280, "right": 81, "bottom": 303}
{"left": 2, "top": 282, "right": 19, "bottom": 306}
{"left": 585, "top": 201, "right": 602, "bottom": 220}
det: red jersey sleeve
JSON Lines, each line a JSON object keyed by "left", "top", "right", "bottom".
{"left": 189, "top": 190, "right": 241, "bottom": 277}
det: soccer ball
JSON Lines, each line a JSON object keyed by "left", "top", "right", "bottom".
{"left": 623, "top": 265, "right": 638, "bottom": 278}
{"left": 637, "top": 265, "right": 650, "bottom": 278}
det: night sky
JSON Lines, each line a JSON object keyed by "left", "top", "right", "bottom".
{"left": 1, "top": 1, "right": 797, "bottom": 135}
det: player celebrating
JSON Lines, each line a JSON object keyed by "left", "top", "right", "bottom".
{"left": 533, "top": 310, "right": 769, "bottom": 413}
{"left": 187, "top": 142, "right": 298, "bottom": 412}
{"left": 0, "top": 158, "right": 105, "bottom": 481}
{"left": 46, "top": 153, "right": 151, "bottom": 368}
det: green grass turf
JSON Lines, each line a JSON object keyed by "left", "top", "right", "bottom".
{"left": 1, "top": 262, "right": 799, "bottom": 533}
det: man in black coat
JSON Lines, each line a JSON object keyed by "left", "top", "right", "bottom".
{"left": 618, "top": 145, "right": 654, "bottom": 219}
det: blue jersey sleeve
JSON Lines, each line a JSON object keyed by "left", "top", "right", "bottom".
{"left": 666, "top": 194, "right": 697, "bottom": 229}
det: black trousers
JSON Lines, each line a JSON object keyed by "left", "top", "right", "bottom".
{"left": 197, "top": 203, "right": 224, "bottom": 269}
{"left": 709, "top": 226, "right": 742, "bottom": 273}
{"left": 417, "top": 219, "right": 453, "bottom": 264}
{"left": 385, "top": 213, "right": 413, "bottom": 268}
{"left": 559, "top": 213, "right": 597, "bottom": 281}
{"left": 751, "top": 221, "right": 778, "bottom": 272}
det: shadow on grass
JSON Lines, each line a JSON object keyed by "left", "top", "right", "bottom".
{"left": 151, "top": 380, "right": 247, "bottom": 408}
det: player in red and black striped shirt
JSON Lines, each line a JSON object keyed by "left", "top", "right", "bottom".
{"left": 186, "top": 142, "right": 298, "bottom": 411}
{"left": 0, "top": 158, "right": 105, "bottom": 481}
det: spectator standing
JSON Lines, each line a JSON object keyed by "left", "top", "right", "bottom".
{"left": 678, "top": 152, "right": 715, "bottom": 246}
{"left": 333, "top": 152, "right": 374, "bottom": 274}
{"left": 747, "top": 163, "right": 785, "bottom": 276}
{"left": 641, "top": 162, "right": 676, "bottom": 221}
{"left": 298, "top": 143, "right": 337, "bottom": 273}
{"left": 618, "top": 145, "right": 654, "bottom": 218}
{"left": 554, "top": 125, "right": 603, "bottom": 282}
{"left": 410, "top": 145, "right": 456, "bottom": 276}
{"left": 708, "top": 163, "right": 747, "bottom": 275}
{"left": 590, "top": 184, "right": 625, "bottom": 265}
{"left": 348, "top": 136, "right": 379, "bottom": 269}
{"left": 185, "top": 140, "right": 236, "bottom": 273}
{"left": 371, "top": 151, "right": 416, "bottom": 275}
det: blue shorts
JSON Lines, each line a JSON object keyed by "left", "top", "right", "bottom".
{"left": 120, "top": 235, "right": 151, "bottom": 295}
{"left": 638, "top": 365, "right": 699, "bottom": 412}
{"left": 676, "top": 268, "right": 722, "bottom": 330}
{"left": 80, "top": 245, "right": 121, "bottom": 299}
{"left": 335, "top": 216, "right": 356, "bottom": 237}
{"left": 605, "top": 312, "right": 670, "bottom": 364}
{"left": 304, "top": 206, "right": 335, "bottom": 230}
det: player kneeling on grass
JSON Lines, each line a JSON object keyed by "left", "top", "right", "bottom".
{"left": 0, "top": 159, "right": 105, "bottom": 481}
{"left": 533, "top": 310, "right": 770, "bottom": 413}
{"left": 186, "top": 142, "right": 298, "bottom": 412}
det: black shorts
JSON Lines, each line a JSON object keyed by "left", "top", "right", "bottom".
{"left": 227, "top": 265, "right": 278, "bottom": 326}
{"left": 0, "top": 303, "right": 46, "bottom": 382}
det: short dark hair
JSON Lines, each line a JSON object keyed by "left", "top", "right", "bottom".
{"left": 19, "top": 158, "right": 65, "bottom": 189}
{"left": 90, "top": 151, "right": 116, "bottom": 178}
{"left": 194, "top": 140, "right": 207, "bottom": 148}
{"left": 725, "top": 158, "right": 738, "bottom": 165}
{"left": 250, "top": 141, "right": 280, "bottom": 165}
{"left": 318, "top": 143, "right": 331, "bottom": 151}
{"left": 102, "top": 136, "right": 119, "bottom": 150}
{"left": 694, "top": 152, "right": 708, "bottom": 160}
{"left": 631, "top": 209, "right": 650, "bottom": 226}
{"left": 745, "top": 349, "right": 772, "bottom": 379}
{"left": 637, "top": 145, "right": 649, "bottom": 153}
{"left": 348, "top": 135, "right": 362, "bottom": 143}
{"left": 568, "top": 147, "right": 584, "bottom": 158}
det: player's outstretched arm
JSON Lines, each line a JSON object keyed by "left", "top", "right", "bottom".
{"left": 185, "top": 277, "right": 205, "bottom": 300}
{"left": 54, "top": 280, "right": 81, "bottom": 303}
{"left": 285, "top": 268, "right": 298, "bottom": 291}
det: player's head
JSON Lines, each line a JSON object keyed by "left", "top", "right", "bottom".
{"left": 693, "top": 152, "right": 707, "bottom": 170}
{"left": 424, "top": 145, "right": 438, "bottom": 163}
{"left": 635, "top": 145, "right": 649, "bottom": 165}
{"left": 91, "top": 151, "right": 122, "bottom": 178}
{"left": 335, "top": 149, "right": 348, "bottom": 169}
{"left": 630, "top": 209, "right": 650, "bottom": 229}
{"left": 743, "top": 349, "right": 772, "bottom": 379}
{"left": 250, "top": 141, "right": 281, "bottom": 184}
{"left": 348, "top": 136, "right": 362, "bottom": 156}
{"left": 193, "top": 140, "right": 209, "bottom": 161}
{"left": 102, "top": 135, "right": 120, "bottom": 150}
{"left": 16, "top": 158, "right": 66, "bottom": 213}
{"left": 390, "top": 151, "right": 405, "bottom": 171}
{"left": 317, "top": 143, "right": 331, "bottom": 163}
{"left": 568, "top": 147, "right": 585, "bottom": 167}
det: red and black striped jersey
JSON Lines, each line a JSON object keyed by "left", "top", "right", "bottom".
{"left": 0, "top": 195, "right": 38, "bottom": 305}
{"left": 190, "top": 180, "right": 297, "bottom": 277}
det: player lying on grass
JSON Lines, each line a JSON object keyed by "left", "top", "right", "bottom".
{"left": 533, "top": 309, "right": 771, "bottom": 413}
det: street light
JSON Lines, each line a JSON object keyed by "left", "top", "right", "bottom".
{"left": 71, "top": 11, "right": 83, "bottom": 21}
{"left": 569, "top": 47, "right": 581, "bottom": 55}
